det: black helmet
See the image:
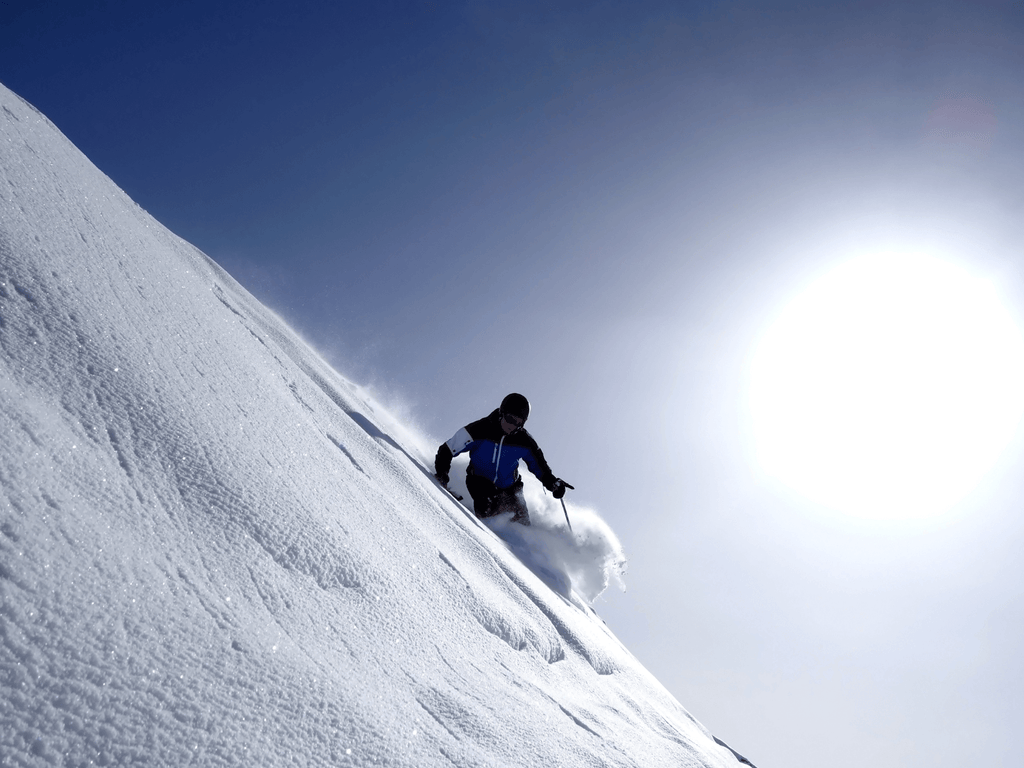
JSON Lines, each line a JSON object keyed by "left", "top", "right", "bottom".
{"left": 500, "top": 392, "right": 530, "bottom": 422}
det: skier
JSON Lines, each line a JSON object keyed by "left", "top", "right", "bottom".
{"left": 434, "top": 393, "right": 572, "bottom": 525}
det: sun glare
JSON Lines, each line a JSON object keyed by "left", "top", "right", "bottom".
{"left": 749, "top": 252, "right": 1024, "bottom": 521}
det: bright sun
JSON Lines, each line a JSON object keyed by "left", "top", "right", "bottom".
{"left": 749, "top": 252, "right": 1024, "bottom": 520}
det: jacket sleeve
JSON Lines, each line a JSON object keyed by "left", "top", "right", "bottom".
{"left": 523, "top": 443, "right": 556, "bottom": 490}
{"left": 435, "top": 426, "right": 475, "bottom": 479}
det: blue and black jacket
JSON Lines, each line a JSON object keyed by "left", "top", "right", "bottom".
{"left": 435, "top": 409, "right": 556, "bottom": 491}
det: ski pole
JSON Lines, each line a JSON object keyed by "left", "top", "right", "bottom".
{"left": 560, "top": 497, "right": 573, "bottom": 532}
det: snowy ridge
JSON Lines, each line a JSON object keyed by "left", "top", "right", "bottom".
{"left": 0, "top": 82, "right": 740, "bottom": 767}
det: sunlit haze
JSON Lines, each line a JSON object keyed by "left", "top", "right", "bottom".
{"left": 749, "top": 252, "right": 1024, "bottom": 520}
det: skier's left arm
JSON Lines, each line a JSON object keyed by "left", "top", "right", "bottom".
{"left": 523, "top": 445, "right": 573, "bottom": 499}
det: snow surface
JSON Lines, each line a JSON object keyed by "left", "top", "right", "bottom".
{"left": 0, "top": 82, "right": 746, "bottom": 767}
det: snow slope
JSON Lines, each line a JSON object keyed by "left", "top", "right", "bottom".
{"left": 0, "top": 82, "right": 745, "bottom": 768}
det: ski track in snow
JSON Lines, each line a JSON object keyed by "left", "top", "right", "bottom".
{"left": 0, "top": 82, "right": 744, "bottom": 768}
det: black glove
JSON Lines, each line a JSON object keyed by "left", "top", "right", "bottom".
{"left": 435, "top": 472, "right": 450, "bottom": 487}
{"left": 552, "top": 478, "right": 574, "bottom": 499}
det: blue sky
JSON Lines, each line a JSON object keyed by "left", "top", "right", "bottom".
{"left": 5, "top": 2, "right": 1024, "bottom": 766}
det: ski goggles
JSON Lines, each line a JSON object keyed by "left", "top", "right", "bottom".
{"left": 501, "top": 412, "right": 525, "bottom": 428}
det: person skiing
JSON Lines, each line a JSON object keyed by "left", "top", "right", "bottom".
{"left": 434, "top": 393, "right": 572, "bottom": 525}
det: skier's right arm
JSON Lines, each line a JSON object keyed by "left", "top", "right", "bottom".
{"left": 435, "top": 427, "right": 474, "bottom": 485}
{"left": 434, "top": 444, "right": 453, "bottom": 485}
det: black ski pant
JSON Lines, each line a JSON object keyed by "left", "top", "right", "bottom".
{"left": 465, "top": 474, "right": 530, "bottom": 525}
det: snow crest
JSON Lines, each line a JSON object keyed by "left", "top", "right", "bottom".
{"left": 0, "top": 82, "right": 736, "bottom": 768}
